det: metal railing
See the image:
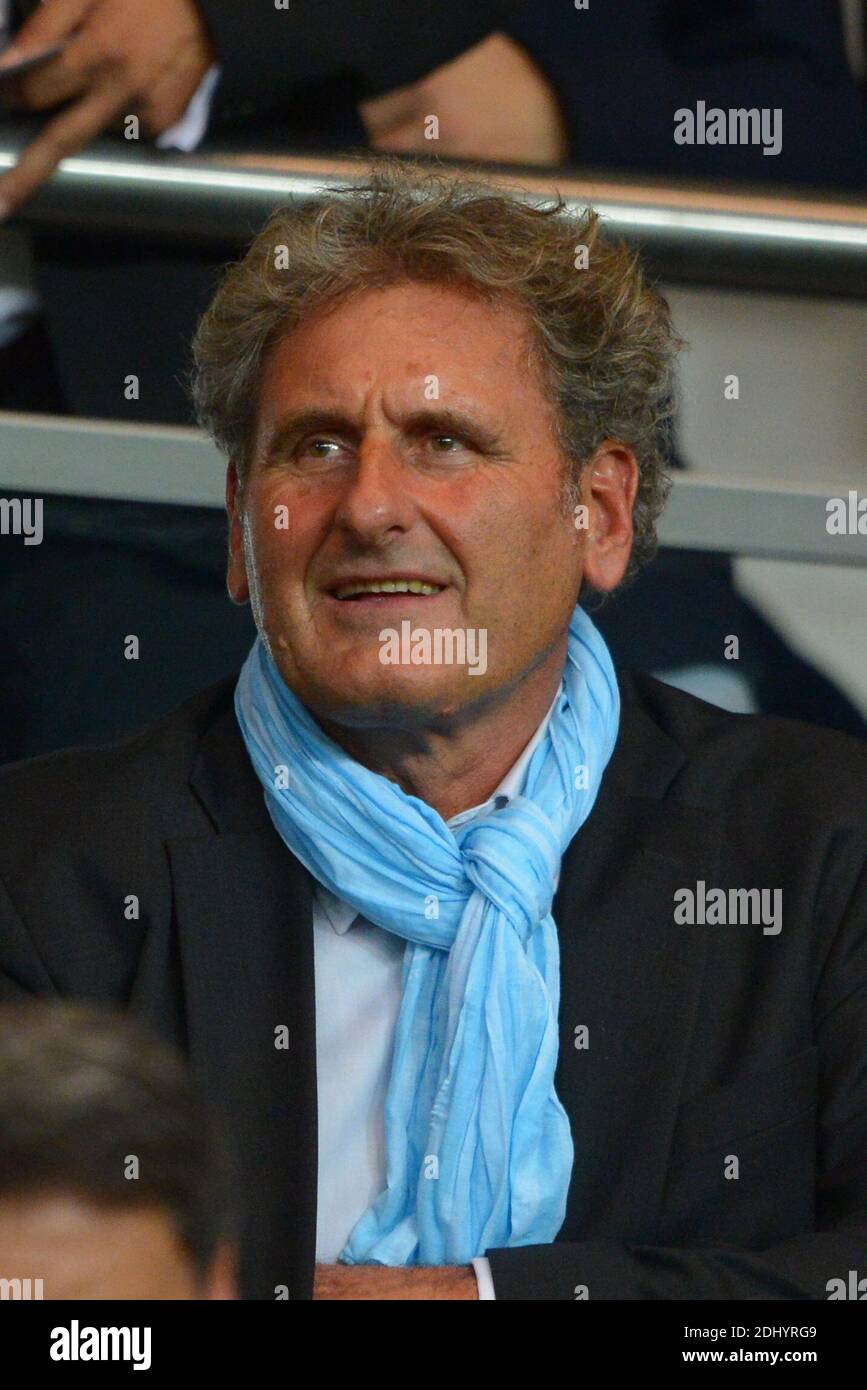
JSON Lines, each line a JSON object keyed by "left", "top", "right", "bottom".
{"left": 1, "top": 122, "right": 866, "bottom": 296}
{"left": 1, "top": 411, "right": 865, "bottom": 567}
{"left": 1, "top": 131, "right": 864, "bottom": 567}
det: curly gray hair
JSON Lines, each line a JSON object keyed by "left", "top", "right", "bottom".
{"left": 190, "top": 155, "right": 684, "bottom": 587}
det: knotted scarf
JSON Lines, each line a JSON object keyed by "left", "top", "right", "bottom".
{"left": 234, "top": 604, "right": 620, "bottom": 1264}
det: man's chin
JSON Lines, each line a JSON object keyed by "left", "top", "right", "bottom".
{"left": 295, "top": 665, "right": 491, "bottom": 732}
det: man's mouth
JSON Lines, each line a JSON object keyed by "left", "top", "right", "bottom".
{"left": 330, "top": 578, "right": 446, "bottom": 601}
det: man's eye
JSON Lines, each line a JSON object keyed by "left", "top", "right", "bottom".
{"left": 430, "top": 435, "right": 461, "bottom": 452}
{"left": 297, "top": 438, "right": 341, "bottom": 460}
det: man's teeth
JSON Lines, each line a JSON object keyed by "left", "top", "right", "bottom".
{"left": 334, "top": 579, "right": 443, "bottom": 599}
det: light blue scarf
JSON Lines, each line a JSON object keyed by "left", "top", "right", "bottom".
{"left": 234, "top": 605, "right": 620, "bottom": 1265}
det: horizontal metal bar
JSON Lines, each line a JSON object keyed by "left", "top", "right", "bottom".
{"left": 657, "top": 473, "right": 867, "bottom": 565}
{"left": 1, "top": 412, "right": 865, "bottom": 566}
{"left": 0, "top": 413, "right": 223, "bottom": 508}
{"left": 1, "top": 127, "right": 866, "bottom": 295}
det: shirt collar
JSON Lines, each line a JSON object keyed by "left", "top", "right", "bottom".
{"left": 317, "top": 690, "right": 561, "bottom": 935}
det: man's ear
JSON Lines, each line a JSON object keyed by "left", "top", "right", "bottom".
{"left": 226, "top": 462, "right": 250, "bottom": 605}
{"left": 578, "top": 442, "right": 639, "bottom": 594}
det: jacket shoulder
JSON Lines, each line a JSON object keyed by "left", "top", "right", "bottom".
{"left": 619, "top": 668, "right": 867, "bottom": 822}
{"left": 0, "top": 675, "right": 239, "bottom": 873}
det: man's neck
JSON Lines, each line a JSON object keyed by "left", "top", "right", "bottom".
{"left": 318, "top": 641, "right": 567, "bottom": 822}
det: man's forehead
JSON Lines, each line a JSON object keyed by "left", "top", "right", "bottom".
{"left": 254, "top": 287, "right": 539, "bottom": 436}
{"left": 264, "top": 282, "right": 530, "bottom": 374}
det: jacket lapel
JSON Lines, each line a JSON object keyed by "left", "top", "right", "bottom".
{"left": 165, "top": 695, "right": 318, "bottom": 1299}
{"left": 553, "top": 674, "right": 719, "bottom": 1242}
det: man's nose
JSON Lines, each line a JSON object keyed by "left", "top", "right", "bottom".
{"left": 333, "top": 436, "right": 416, "bottom": 542}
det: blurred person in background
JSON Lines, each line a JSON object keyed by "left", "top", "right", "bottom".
{"left": 364, "top": 0, "right": 866, "bottom": 184}
{"left": 0, "top": 1000, "right": 237, "bottom": 1298}
{"left": 0, "top": 0, "right": 530, "bottom": 403}
{"left": 2, "top": 0, "right": 863, "bottom": 205}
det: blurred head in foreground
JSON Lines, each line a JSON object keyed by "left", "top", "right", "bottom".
{"left": 0, "top": 1002, "right": 237, "bottom": 1299}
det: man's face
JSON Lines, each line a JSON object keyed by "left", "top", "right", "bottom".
{"left": 227, "top": 280, "right": 631, "bottom": 729}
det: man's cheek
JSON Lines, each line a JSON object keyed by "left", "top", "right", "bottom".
{"left": 254, "top": 514, "right": 303, "bottom": 582}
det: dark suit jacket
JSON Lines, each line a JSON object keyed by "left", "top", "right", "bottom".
{"left": 506, "top": 0, "right": 866, "bottom": 190}
{"left": 12, "top": 0, "right": 523, "bottom": 128}
{"left": 195, "top": 0, "right": 523, "bottom": 124}
{"left": 1, "top": 670, "right": 866, "bottom": 1299}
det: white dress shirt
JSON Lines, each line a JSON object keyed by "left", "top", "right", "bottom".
{"left": 312, "top": 693, "right": 561, "bottom": 1300}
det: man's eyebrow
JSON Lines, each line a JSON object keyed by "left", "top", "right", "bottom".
{"left": 400, "top": 409, "right": 508, "bottom": 452}
{"left": 262, "top": 406, "right": 508, "bottom": 458}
